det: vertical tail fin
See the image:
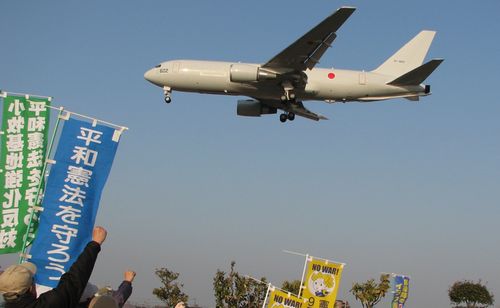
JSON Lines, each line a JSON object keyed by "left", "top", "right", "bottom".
{"left": 373, "top": 30, "right": 436, "bottom": 77}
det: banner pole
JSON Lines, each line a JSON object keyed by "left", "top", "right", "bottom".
{"left": 283, "top": 250, "right": 307, "bottom": 257}
{"left": 283, "top": 250, "right": 345, "bottom": 266}
{"left": 1, "top": 91, "right": 127, "bottom": 130}
{"left": 0, "top": 90, "right": 52, "bottom": 100}
{"left": 61, "top": 110, "right": 128, "bottom": 131}
{"left": 42, "top": 106, "right": 128, "bottom": 131}
{"left": 18, "top": 107, "right": 65, "bottom": 263}
{"left": 246, "top": 275, "right": 267, "bottom": 285}
{"left": 298, "top": 254, "right": 309, "bottom": 298}
{"left": 262, "top": 283, "right": 271, "bottom": 308}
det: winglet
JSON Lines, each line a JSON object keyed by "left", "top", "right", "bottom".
{"left": 388, "top": 59, "right": 444, "bottom": 86}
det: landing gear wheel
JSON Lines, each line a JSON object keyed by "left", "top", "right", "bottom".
{"left": 289, "top": 93, "right": 296, "bottom": 100}
{"left": 163, "top": 86, "right": 172, "bottom": 104}
{"left": 279, "top": 114, "right": 288, "bottom": 123}
{"left": 280, "top": 95, "right": 287, "bottom": 102}
{"left": 287, "top": 112, "right": 295, "bottom": 121}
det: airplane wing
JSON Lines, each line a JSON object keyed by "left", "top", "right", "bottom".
{"left": 289, "top": 101, "right": 328, "bottom": 121}
{"left": 260, "top": 99, "right": 328, "bottom": 121}
{"left": 262, "top": 7, "right": 356, "bottom": 72}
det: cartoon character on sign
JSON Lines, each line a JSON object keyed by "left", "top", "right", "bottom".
{"left": 308, "top": 271, "right": 335, "bottom": 297}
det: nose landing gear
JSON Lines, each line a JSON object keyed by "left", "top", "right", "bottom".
{"left": 163, "top": 86, "right": 172, "bottom": 104}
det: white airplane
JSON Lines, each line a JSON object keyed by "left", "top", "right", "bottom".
{"left": 144, "top": 7, "right": 443, "bottom": 123}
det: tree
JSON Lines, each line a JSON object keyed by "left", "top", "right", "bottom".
{"left": 213, "top": 261, "right": 268, "bottom": 308}
{"left": 152, "top": 267, "right": 189, "bottom": 307}
{"left": 350, "top": 274, "right": 391, "bottom": 308}
{"left": 281, "top": 280, "right": 301, "bottom": 295}
{"left": 448, "top": 280, "right": 494, "bottom": 308}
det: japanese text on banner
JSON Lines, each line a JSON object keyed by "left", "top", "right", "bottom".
{"left": 29, "top": 118, "right": 119, "bottom": 287}
{"left": 0, "top": 95, "right": 49, "bottom": 254}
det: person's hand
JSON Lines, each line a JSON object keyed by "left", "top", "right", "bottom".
{"left": 124, "top": 270, "right": 136, "bottom": 282}
{"left": 92, "top": 226, "right": 107, "bottom": 245}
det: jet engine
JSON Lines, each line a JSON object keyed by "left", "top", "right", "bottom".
{"left": 237, "top": 100, "right": 277, "bottom": 117}
{"left": 230, "top": 64, "right": 277, "bottom": 83}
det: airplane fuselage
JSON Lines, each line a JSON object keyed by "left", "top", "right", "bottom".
{"left": 144, "top": 60, "right": 426, "bottom": 103}
{"left": 144, "top": 7, "right": 441, "bottom": 122}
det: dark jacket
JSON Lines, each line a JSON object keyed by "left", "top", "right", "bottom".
{"left": 112, "top": 281, "right": 132, "bottom": 308}
{"left": 76, "top": 281, "right": 132, "bottom": 308}
{"left": 5, "top": 241, "right": 101, "bottom": 308}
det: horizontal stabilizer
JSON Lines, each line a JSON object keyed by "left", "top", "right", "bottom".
{"left": 388, "top": 59, "right": 444, "bottom": 86}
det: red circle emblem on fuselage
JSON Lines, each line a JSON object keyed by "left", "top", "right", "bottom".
{"left": 328, "top": 72, "right": 335, "bottom": 79}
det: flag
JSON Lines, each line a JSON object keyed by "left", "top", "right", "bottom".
{"left": 0, "top": 95, "right": 50, "bottom": 254}
{"left": 301, "top": 256, "right": 345, "bottom": 308}
{"left": 29, "top": 117, "right": 120, "bottom": 287}
{"left": 391, "top": 275, "right": 409, "bottom": 308}
{"left": 267, "top": 286, "right": 307, "bottom": 308}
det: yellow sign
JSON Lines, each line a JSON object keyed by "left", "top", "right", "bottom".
{"left": 268, "top": 287, "right": 307, "bottom": 308}
{"left": 301, "top": 257, "right": 345, "bottom": 308}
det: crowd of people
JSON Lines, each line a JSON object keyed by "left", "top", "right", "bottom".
{"left": 0, "top": 226, "right": 340, "bottom": 307}
{"left": 0, "top": 226, "right": 145, "bottom": 308}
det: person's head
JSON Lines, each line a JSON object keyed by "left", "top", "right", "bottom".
{"left": 88, "top": 294, "right": 118, "bottom": 308}
{"left": 175, "top": 302, "right": 187, "bottom": 308}
{"left": 0, "top": 262, "right": 37, "bottom": 301}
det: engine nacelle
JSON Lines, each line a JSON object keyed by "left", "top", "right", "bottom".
{"left": 230, "top": 64, "right": 277, "bottom": 83}
{"left": 237, "top": 100, "right": 277, "bottom": 117}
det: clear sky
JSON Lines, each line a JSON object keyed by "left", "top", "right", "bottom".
{"left": 1, "top": 0, "right": 499, "bottom": 307}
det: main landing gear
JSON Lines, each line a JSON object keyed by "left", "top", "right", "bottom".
{"left": 280, "top": 81, "right": 295, "bottom": 102}
{"left": 163, "top": 86, "right": 172, "bottom": 104}
{"left": 279, "top": 112, "right": 295, "bottom": 123}
{"left": 279, "top": 81, "right": 297, "bottom": 123}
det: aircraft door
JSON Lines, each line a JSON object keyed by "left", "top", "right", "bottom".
{"left": 359, "top": 71, "right": 367, "bottom": 85}
{"left": 172, "top": 62, "right": 180, "bottom": 73}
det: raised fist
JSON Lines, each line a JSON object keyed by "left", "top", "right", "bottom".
{"left": 124, "top": 270, "right": 136, "bottom": 282}
{"left": 92, "top": 226, "right": 107, "bottom": 245}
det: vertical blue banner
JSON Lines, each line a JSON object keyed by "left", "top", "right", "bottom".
{"left": 391, "top": 275, "right": 410, "bottom": 308}
{"left": 29, "top": 117, "right": 120, "bottom": 287}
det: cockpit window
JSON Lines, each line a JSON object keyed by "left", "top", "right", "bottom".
{"left": 155, "top": 64, "right": 161, "bottom": 68}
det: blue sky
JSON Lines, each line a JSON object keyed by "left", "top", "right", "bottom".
{"left": 1, "top": 0, "right": 499, "bottom": 307}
